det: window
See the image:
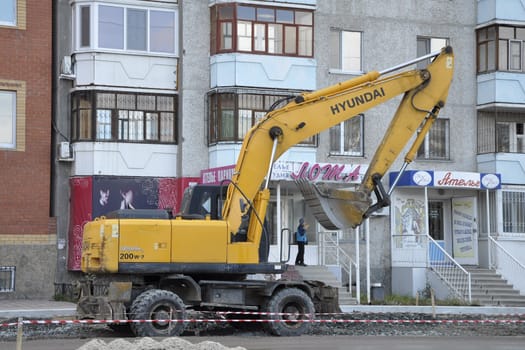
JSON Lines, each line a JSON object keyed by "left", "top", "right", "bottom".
{"left": 496, "top": 122, "right": 525, "bottom": 153}
{"left": 330, "top": 30, "right": 362, "bottom": 72}
{"left": 99, "top": 5, "right": 124, "bottom": 49}
{"left": 0, "top": 80, "right": 25, "bottom": 151}
{"left": 0, "top": 91, "right": 16, "bottom": 149}
{"left": 0, "top": 266, "right": 15, "bottom": 293}
{"left": 502, "top": 190, "right": 525, "bottom": 233}
{"left": 208, "top": 91, "right": 316, "bottom": 145}
{"left": 0, "top": 0, "right": 16, "bottom": 26}
{"left": 417, "top": 118, "right": 450, "bottom": 160}
{"left": 72, "top": 91, "right": 177, "bottom": 144}
{"left": 417, "top": 36, "right": 448, "bottom": 69}
{"left": 329, "top": 114, "right": 363, "bottom": 156}
{"left": 80, "top": 6, "right": 91, "bottom": 47}
{"left": 76, "top": 3, "right": 176, "bottom": 54}
{"left": 0, "top": 0, "right": 25, "bottom": 29}
{"left": 478, "top": 111, "right": 525, "bottom": 154}
{"left": 210, "top": 4, "right": 313, "bottom": 57}
{"left": 477, "top": 25, "right": 525, "bottom": 73}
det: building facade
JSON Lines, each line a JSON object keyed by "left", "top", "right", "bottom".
{"left": 0, "top": 0, "right": 55, "bottom": 299}
{"left": 3, "top": 0, "right": 523, "bottom": 301}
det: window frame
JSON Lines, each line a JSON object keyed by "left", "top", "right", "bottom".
{"left": 416, "top": 118, "right": 450, "bottom": 160}
{"left": 329, "top": 114, "right": 364, "bottom": 156}
{"left": 208, "top": 91, "right": 317, "bottom": 145}
{"left": 71, "top": 90, "right": 177, "bottom": 144}
{"left": 0, "top": 0, "right": 16, "bottom": 26}
{"left": 329, "top": 29, "right": 363, "bottom": 73}
{"left": 502, "top": 189, "right": 525, "bottom": 234}
{"left": 211, "top": 3, "right": 314, "bottom": 58}
{"left": 74, "top": 2, "right": 177, "bottom": 55}
{"left": 417, "top": 36, "right": 449, "bottom": 69}
{"left": 477, "top": 25, "right": 525, "bottom": 73}
{"left": 0, "top": 91, "right": 17, "bottom": 149}
{"left": 0, "top": 80, "right": 25, "bottom": 151}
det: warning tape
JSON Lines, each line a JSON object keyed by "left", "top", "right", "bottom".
{"left": 2, "top": 318, "right": 525, "bottom": 328}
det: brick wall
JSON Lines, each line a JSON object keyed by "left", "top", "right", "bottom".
{"left": 0, "top": 0, "right": 52, "bottom": 236}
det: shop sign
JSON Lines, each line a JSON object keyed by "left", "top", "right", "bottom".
{"left": 201, "top": 165, "right": 235, "bottom": 184}
{"left": 201, "top": 161, "right": 369, "bottom": 184}
{"left": 390, "top": 170, "right": 501, "bottom": 190}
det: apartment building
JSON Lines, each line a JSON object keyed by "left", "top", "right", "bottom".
{"left": 474, "top": 0, "right": 525, "bottom": 292}
{"left": 0, "top": 0, "right": 54, "bottom": 299}
{"left": 3, "top": 0, "right": 519, "bottom": 301}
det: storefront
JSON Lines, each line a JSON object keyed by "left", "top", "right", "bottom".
{"left": 201, "top": 160, "right": 369, "bottom": 265}
{"left": 389, "top": 170, "right": 501, "bottom": 296}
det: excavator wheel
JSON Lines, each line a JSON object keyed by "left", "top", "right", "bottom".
{"left": 129, "top": 289, "right": 187, "bottom": 337}
{"left": 264, "top": 287, "right": 314, "bottom": 336}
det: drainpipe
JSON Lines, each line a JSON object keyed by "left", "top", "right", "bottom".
{"left": 176, "top": 0, "right": 183, "bottom": 182}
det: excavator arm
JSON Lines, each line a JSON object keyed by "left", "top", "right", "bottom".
{"left": 222, "top": 46, "right": 454, "bottom": 236}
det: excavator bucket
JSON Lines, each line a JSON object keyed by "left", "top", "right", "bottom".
{"left": 295, "top": 179, "right": 372, "bottom": 230}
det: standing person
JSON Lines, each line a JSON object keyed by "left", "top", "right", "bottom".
{"left": 295, "top": 218, "right": 308, "bottom": 266}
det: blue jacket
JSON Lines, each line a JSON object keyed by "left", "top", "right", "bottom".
{"left": 296, "top": 223, "right": 307, "bottom": 243}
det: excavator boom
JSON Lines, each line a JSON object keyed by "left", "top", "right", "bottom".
{"left": 223, "top": 46, "right": 454, "bottom": 232}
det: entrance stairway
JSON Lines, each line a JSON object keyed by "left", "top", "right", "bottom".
{"left": 464, "top": 267, "right": 525, "bottom": 306}
{"left": 287, "top": 265, "right": 358, "bottom": 306}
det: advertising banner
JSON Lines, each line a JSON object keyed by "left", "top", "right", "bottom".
{"left": 68, "top": 176, "right": 197, "bottom": 271}
{"left": 452, "top": 197, "right": 478, "bottom": 264}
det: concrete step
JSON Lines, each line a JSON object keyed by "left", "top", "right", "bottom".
{"left": 290, "top": 265, "right": 357, "bottom": 306}
{"left": 459, "top": 267, "right": 525, "bottom": 306}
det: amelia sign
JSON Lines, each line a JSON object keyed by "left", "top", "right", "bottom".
{"left": 389, "top": 170, "right": 501, "bottom": 190}
{"left": 201, "top": 161, "right": 369, "bottom": 184}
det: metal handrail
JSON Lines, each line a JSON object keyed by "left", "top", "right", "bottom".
{"left": 488, "top": 235, "right": 525, "bottom": 294}
{"left": 427, "top": 235, "right": 471, "bottom": 303}
{"left": 319, "top": 231, "right": 359, "bottom": 302}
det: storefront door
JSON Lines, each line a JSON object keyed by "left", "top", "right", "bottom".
{"left": 428, "top": 201, "right": 446, "bottom": 261}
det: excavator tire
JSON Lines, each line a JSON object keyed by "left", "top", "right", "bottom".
{"left": 264, "top": 287, "right": 314, "bottom": 336}
{"left": 129, "top": 289, "right": 187, "bottom": 337}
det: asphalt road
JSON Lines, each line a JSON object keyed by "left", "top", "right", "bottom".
{"left": 2, "top": 335, "right": 525, "bottom": 350}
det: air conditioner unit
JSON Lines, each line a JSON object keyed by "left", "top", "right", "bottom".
{"left": 58, "top": 141, "right": 73, "bottom": 161}
{"left": 60, "top": 56, "right": 75, "bottom": 80}
{"left": 61, "top": 56, "right": 73, "bottom": 75}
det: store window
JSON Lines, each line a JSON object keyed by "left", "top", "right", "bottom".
{"left": 210, "top": 3, "right": 313, "bottom": 57}
{"left": 477, "top": 25, "right": 525, "bottom": 73}
{"left": 71, "top": 90, "right": 177, "bottom": 144}
{"left": 417, "top": 118, "right": 450, "bottom": 160}
{"left": 208, "top": 91, "right": 317, "bottom": 145}
{"left": 75, "top": 2, "right": 176, "bottom": 54}
{"left": 329, "top": 30, "right": 362, "bottom": 72}
{"left": 329, "top": 114, "right": 363, "bottom": 156}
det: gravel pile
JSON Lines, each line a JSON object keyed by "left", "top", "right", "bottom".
{"left": 1, "top": 311, "right": 524, "bottom": 342}
{"left": 77, "top": 337, "right": 246, "bottom": 350}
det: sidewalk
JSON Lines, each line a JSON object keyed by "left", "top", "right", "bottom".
{"left": 1, "top": 299, "right": 525, "bottom": 321}
{"left": 0, "top": 299, "right": 77, "bottom": 320}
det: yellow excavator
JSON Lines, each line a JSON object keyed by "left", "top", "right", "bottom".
{"left": 77, "top": 46, "right": 454, "bottom": 337}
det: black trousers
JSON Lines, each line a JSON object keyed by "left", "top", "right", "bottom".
{"left": 295, "top": 242, "right": 305, "bottom": 265}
